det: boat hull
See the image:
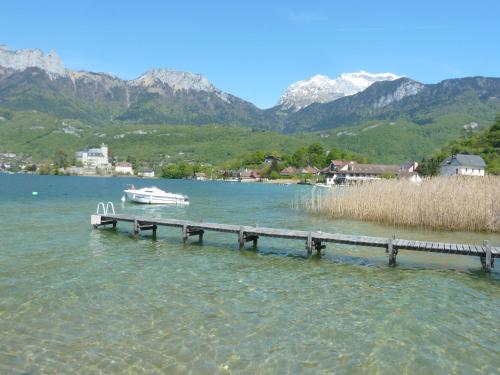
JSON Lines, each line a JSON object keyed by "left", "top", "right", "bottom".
{"left": 124, "top": 191, "right": 189, "bottom": 205}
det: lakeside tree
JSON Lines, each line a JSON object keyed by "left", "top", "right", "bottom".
{"left": 261, "top": 159, "right": 282, "bottom": 179}
{"left": 418, "top": 157, "right": 441, "bottom": 176}
{"left": 291, "top": 147, "right": 308, "bottom": 167}
{"left": 161, "top": 162, "right": 194, "bottom": 179}
{"left": 53, "top": 150, "right": 69, "bottom": 168}
{"left": 325, "top": 148, "right": 369, "bottom": 165}
{"left": 25, "top": 164, "right": 37, "bottom": 172}
{"left": 307, "top": 143, "right": 325, "bottom": 167}
{"left": 126, "top": 155, "right": 137, "bottom": 172}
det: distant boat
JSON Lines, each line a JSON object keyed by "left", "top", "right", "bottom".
{"left": 122, "top": 186, "right": 189, "bottom": 205}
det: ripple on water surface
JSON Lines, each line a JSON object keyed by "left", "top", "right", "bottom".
{"left": 0, "top": 174, "right": 499, "bottom": 374}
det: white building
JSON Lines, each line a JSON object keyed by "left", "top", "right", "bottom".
{"left": 440, "top": 154, "right": 486, "bottom": 176}
{"left": 115, "top": 161, "right": 133, "bottom": 175}
{"left": 323, "top": 160, "right": 421, "bottom": 185}
{"left": 323, "top": 160, "right": 357, "bottom": 185}
{"left": 138, "top": 168, "right": 155, "bottom": 178}
{"left": 75, "top": 143, "right": 110, "bottom": 169}
{"left": 194, "top": 172, "right": 207, "bottom": 181}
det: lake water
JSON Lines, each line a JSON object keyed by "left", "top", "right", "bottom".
{"left": 1, "top": 174, "right": 499, "bottom": 374}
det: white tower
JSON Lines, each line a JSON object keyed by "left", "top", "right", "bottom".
{"left": 100, "top": 143, "right": 109, "bottom": 161}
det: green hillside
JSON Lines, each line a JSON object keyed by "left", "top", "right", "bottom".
{"left": 0, "top": 110, "right": 318, "bottom": 165}
{"left": 1, "top": 108, "right": 495, "bottom": 166}
{"left": 320, "top": 113, "right": 494, "bottom": 163}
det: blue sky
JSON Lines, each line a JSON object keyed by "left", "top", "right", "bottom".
{"left": 1, "top": 0, "right": 499, "bottom": 108}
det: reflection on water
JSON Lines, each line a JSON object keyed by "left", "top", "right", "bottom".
{"left": 0, "top": 174, "right": 499, "bottom": 374}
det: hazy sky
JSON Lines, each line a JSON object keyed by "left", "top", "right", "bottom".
{"left": 1, "top": 0, "right": 499, "bottom": 108}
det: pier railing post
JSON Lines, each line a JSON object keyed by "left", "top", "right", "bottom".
{"left": 480, "top": 240, "right": 493, "bottom": 273}
{"left": 388, "top": 234, "right": 397, "bottom": 266}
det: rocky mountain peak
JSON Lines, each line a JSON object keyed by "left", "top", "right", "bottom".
{"left": 278, "top": 71, "right": 401, "bottom": 111}
{"left": 130, "top": 69, "right": 230, "bottom": 102}
{"left": 372, "top": 79, "right": 424, "bottom": 109}
{"left": 132, "top": 69, "right": 210, "bottom": 90}
{"left": 0, "top": 45, "right": 66, "bottom": 78}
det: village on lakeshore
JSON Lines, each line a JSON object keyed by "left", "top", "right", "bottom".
{"left": 0, "top": 142, "right": 489, "bottom": 184}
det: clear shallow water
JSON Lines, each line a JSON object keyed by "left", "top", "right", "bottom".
{"left": 0, "top": 174, "right": 499, "bottom": 374}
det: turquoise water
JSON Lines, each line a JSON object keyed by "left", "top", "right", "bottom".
{"left": 0, "top": 174, "right": 499, "bottom": 374}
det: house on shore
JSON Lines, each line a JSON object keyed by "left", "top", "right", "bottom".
{"left": 335, "top": 163, "right": 401, "bottom": 184}
{"left": 115, "top": 161, "right": 133, "bottom": 175}
{"left": 440, "top": 154, "right": 486, "bottom": 176}
{"left": 280, "top": 166, "right": 297, "bottom": 177}
{"left": 321, "top": 160, "right": 357, "bottom": 185}
{"left": 299, "top": 166, "right": 320, "bottom": 175}
{"left": 322, "top": 160, "right": 421, "bottom": 185}
{"left": 398, "top": 161, "right": 421, "bottom": 183}
{"left": 138, "top": 168, "right": 155, "bottom": 178}
{"left": 238, "top": 168, "right": 261, "bottom": 182}
{"left": 194, "top": 172, "right": 207, "bottom": 181}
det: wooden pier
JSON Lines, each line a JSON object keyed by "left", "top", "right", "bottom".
{"left": 91, "top": 210, "right": 498, "bottom": 273}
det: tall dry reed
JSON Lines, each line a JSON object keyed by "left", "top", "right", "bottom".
{"left": 304, "top": 176, "right": 500, "bottom": 232}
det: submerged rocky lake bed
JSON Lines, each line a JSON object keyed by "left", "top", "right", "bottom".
{"left": 1, "top": 174, "right": 499, "bottom": 374}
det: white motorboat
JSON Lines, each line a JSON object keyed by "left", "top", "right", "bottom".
{"left": 122, "top": 186, "right": 189, "bottom": 205}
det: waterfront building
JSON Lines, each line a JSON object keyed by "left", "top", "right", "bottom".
{"left": 280, "top": 166, "right": 297, "bottom": 177}
{"left": 322, "top": 160, "right": 357, "bottom": 185}
{"left": 440, "top": 154, "right": 486, "bottom": 176}
{"left": 322, "top": 160, "right": 421, "bottom": 185}
{"left": 115, "top": 161, "right": 133, "bottom": 175}
{"left": 138, "top": 168, "right": 155, "bottom": 178}
{"left": 238, "top": 168, "right": 261, "bottom": 181}
{"left": 194, "top": 172, "right": 207, "bottom": 180}
{"left": 75, "top": 144, "right": 110, "bottom": 169}
{"left": 299, "top": 166, "right": 320, "bottom": 175}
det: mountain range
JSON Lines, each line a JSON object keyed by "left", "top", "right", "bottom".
{"left": 0, "top": 45, "right": 499, "bottom": 163}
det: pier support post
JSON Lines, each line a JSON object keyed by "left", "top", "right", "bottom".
{"left": 113, "top": 220, "right": 117, "bottom": 229}
{"left": 306, "top": 232, "right": 313, "bottom": 256}
{"left": 480, "top": 240, "right": 493, "bottom": 273}
{"left": 182, "top": 225, "right": 188, "bottom": 243}
{"left": 314, "top": 239, "right": 325, "bottom": 255}
{"left": 133, "top": 219, "right": 139, "bottom": 235}
{"left": 198, "top": 230, "right": 204, "bottom": 242}
{"left": 387, "top": 234, "right": 397, "bottom": 266}
{"left": 238, "top": 226, "right": 245, "bottom": 248}
{"left": 152, "top": 225, "right": 157, "bottom": 239}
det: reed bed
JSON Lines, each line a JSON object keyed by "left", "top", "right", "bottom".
{"left": 304, "top": 176, "right": 500, "bottom": 232}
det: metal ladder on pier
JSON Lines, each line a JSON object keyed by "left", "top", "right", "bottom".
{"left": 91, "top": 202, "right": 116, "bottom": 227}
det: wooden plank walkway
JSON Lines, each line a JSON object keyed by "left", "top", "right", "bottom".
{"left": 91, "top": 212, "right": 498, "bottom": 272}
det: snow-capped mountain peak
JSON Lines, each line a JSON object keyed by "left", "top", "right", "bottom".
{"left": 278, "top": 71, "right": 401, "bottom": 110}
{"left": 0, "top": 45, "right": 66, "bottom": 78}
